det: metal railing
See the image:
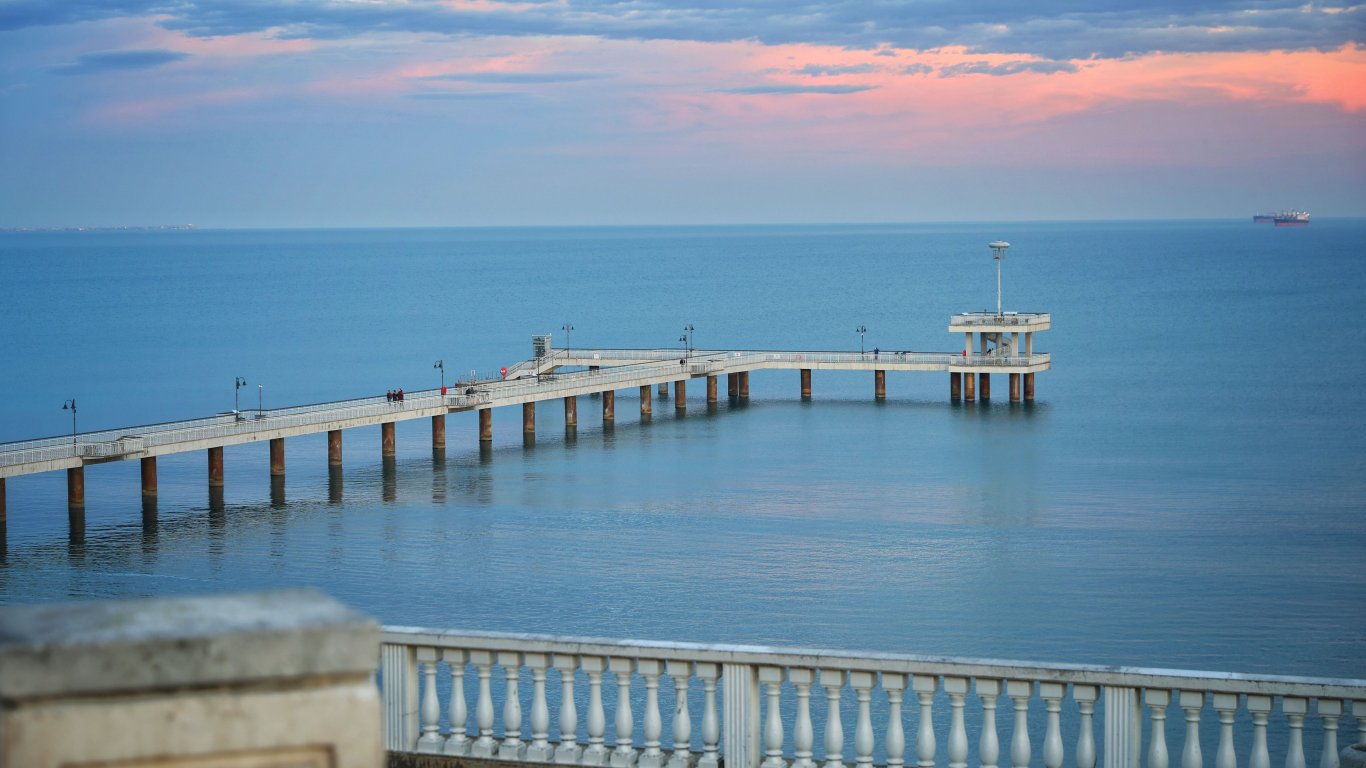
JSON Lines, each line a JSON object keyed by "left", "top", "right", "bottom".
{"left": 951, "top": 312, "right": 1051, "bottom": 327}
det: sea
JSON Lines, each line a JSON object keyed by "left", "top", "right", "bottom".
{"left": 1, "top": 221, "right": 1363, "bottom": 693}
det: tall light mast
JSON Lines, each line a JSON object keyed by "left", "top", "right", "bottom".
{"left": 989, "top": 240, "right": 1010, "bottom": 317}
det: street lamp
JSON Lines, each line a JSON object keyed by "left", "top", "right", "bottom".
{"left": 562, "top": 323, "right": 573, "bottom": 357}
{"left": 434, "top": 360, "right": 444, "bottom": 391}
{"left": 61, "top": 399, "right": 77, "bottom": 448}
{"left": 234, "top": 377, "right": 247, "bottom": 417}
{"left": 257, "top": 384, "right": 264, "bottom": 419}
{"left": 678, "top": 334, "right": 688, "bottom": 360}
{"left": 989, "top": 240, "right": 1010, "bottom": 317}
{"left": 856, "top": 325, "right": 867, "bottom": 354}
{"left": 683, "top": 324, "right": 694, "bottom": 357}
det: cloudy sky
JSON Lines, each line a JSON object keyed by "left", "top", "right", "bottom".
{"left": 1, "top": 0, "right": 1362, "bottom": 226}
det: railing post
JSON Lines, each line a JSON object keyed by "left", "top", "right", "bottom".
{"left": 725, "top": 662, "right": 761, "bottom": 768}
{"left": 417, "top": 646, "right": 444, "bottom": 753}
{"left": 1104, "top": 686, "right": 1141, "bottom": 768}
{"left": 697, "top": 663, "right": 722, "bottom": 768}
{"left": 381, "top": 642, "right": 419, "bottom": 752}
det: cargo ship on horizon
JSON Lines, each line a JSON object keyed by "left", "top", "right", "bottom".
{"left": 1252, "top": 210, "right": 1310, "bottom": 226}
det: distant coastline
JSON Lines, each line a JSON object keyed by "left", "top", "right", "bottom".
{"left": 0, "top": 224, "right": 197, "bottom": 233}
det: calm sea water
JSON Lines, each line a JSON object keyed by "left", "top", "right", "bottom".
{"left": 1, "top": 221, "right": 1363, "bottom": 683}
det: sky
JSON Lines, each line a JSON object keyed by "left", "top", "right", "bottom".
{"left": 0, "top": 1, "right": 1363, "bottom": 227}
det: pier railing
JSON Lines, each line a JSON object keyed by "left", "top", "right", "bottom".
{"left": 951, "top": 312, "right": 1052, "bottom": 327}
{"left": 380, "top": 628, "right": 1365, "bottom": 768}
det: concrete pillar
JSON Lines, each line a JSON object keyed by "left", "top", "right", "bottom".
{"left": 728, "top": 373, "right": 738, "bottom": 398}
{"left": 639, "top": 386, "right": 652, "bottom": 416}
{"left": 208, "top": 446, "right": 224, "bottom": 487}
{"left": 431, "top": 415, "right": 446, "bottom": 449}
{"left": 674, "top": 380, "right": 686, "bottom": 409}
{"left": 800, "top": 369, "right": 812, "bottom": 399}
{"left": 965, "top": 372, "right": 976, "bottom": 402}
{"left": 522, "top": 402, "right": 536, "bottom": 434}
{"left": 564, "top": 396, "right": 578, "bottom": 427}
{"left": 602, "top": 390, "right": 615, "bottom": 422}
{"left": 1025, "top": 372, "right": 1035, "bottom": 401}
{"left": 0, "top": 477, "right": 6, "bottom": 530}
{"left": 1010, "top": 373, "right": 1021, "bottom": 403}
{"left": 67, "top": 466, "right": 85, "bottom": 508}
{"left": 739, "top": 371, "right": 750, "bottom": 399}
{"left": 875, "top": 370, "right": 886, "bottom": 400}
{"left": 380, "top": 423, "right": 395, "bottom": 457}
{"left": 658, "top": 382, "right": 669, "bottom": 398}
{"left": 1012, "top": 331, "right": 1021, "bottom": 357}
{"left": 270, "top": 438, "right": 286, "bottom": 476}
{"left": 140, "top": 456, "right": 157, "bottom": 497}
{"left": 328, "top": 430, "right": 342, "bottom": 466}
{"left": 707, "top": 375, "right": 718, "bottom": 404}
{"left": 950, "top": 372, "right": 961, "bottom": 401}
{"left": 1026, "top": 332, "right": 1033, "bottom": 355}
{"left": 479, "top": 409, "right": 493, "bottom": 442}
{"left": 965, "top": 332, "right": 973, "bottom": 356}
{"left": 980, "top": 373, "right": 991, "bottom": 399}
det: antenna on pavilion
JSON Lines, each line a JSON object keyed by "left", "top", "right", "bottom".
{"left": 989, "top": 240, "right": 1010, "bottom": 317}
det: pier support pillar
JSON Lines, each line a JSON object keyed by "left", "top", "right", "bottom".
{"left": 640, "top": 386, "right": 652, "bottom": 416}
{"left": 674, "top": 380, "right": 686, "bottom": 410}
{"left": 965, "top": 372, "right": 976, "bottom": 402}
{"left": 980, "top": 373, "right": 991, "bottom": 400}
{"left": 707, "top": 375, "right": 718, "bottom": 404}
{"left": 800, "top": 369, "right": 812, "bottom": 399}
{"left": 1025, "top": 332, "right": 1033, "bottom": 355}
{"left": 208, "top": 446, "right": 224, "bottom": 487}
{"left": 523, "top": 402, "right": 536, "bottom": 434}
{"left": 739, "top": 371, "right": 750, "bottom": 399}
{"left": 140, "top": 456, "right": 157, "bottom": 497}
{"left": 658, "top": 382, "right": 669, "bottom": 399}
{"left": 1025, "top": 373, "right": 1035, "bottom": 401}
{"left": 1010, "top": 373, "right": 1021, "bottom": 403}
{"left": 432, "top": 415, "right": 446, "bottom": 450}
{"left": 328, "top": 429, "right": 343, "bottom": 466}
{"left": 380, "top": 423, "right": 395, "bottom": 457}
{"left": 67, "top": 466, "right": 85, "bottom": 508}
{"left": 270, "top": 438, "right": 286, "bottom": 475}
{"left": 950, "top": 372, "right": 961, "bottom": 401}
{"left": 479, "top": 409, "right": 493, "bottom": 442}
{"left": 0, "top": 478, "right": 6, "bottom": 531}
{"left": 603, "top": 390, "right": 615, "bottom": 422}
{"left": 875, "top": 370, "right": 886, "bottom": 400}
{"left": 728, "top": 373, "right": 738, "bottom": 398}
{"left": 564, "top": 396, "right": 578, "bottom": 427}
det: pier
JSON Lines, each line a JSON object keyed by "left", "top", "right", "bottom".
{"left": 0, "top": 312, "right": 1049, "bottom": 530}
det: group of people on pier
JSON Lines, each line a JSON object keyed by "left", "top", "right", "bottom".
{"left": 386, "top": 389, "right": 405, "bottom": 403}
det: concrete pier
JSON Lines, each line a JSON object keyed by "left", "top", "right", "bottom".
{"left": 728, "top": 373, "right": 738, "bottom": 398}
{"left": 801, "top": 368, "right": 812, "bottom": 399}
{"left": 270, "top": 438, "right": 286, "bottom": 476}
{"left": 639, "top": 386, "right": 652, "bottom": 416}
{"left": 431, "top": 414, "right": 446, "bottom": 450}
{"left": 479, "top": 409, "right": 493, "bottom": 442}
{"left": 951, "top": 372, "right": 961, "bottom": 401}
{"left": 1025, "top": 372, "right": 1035, "bottom": 401}
{"left": 328, "top": 430, "right": 343, "bottom": 466}
{"left": 1010, "top": 373, "right": 1021, "bottom": 403}
{"left": 658, "top": 382, "right": 668, "bottom": 399}
{"left": 980, "top": 373, "right": 991, "bottom": 400}
{"left": 67, "top": 466, "right": 84, "bottom": 508}
{"left": 522, "top": 402, "right": 536, "bottom": 434}
{"left": 564, "top": 396, "right": 577, "bottom": 427}
{"left": 965, "top": 372, "right": 976, "bottom": 402}
{"left": 140, "top": 457, "right": 157, "bottom": 497}
{"left": 674, "top": 380, "right": 686, "bottom": 410}
{"left": 707, "top": 375, "right": 718, "bottom": 404}
{"left": 739, "top": 371, "right": 750, "bottom": 399}
{"left": 603, "top": 390, "right": 615, "bottom": 422}
{"left": 380, "top": 423, "right": 395, "bottom": 458}
{"left": 875, "top": 370, "right": 886, "bottom": 400}
{"left": 208, "top": 447, "right": 224, "bottom": 487}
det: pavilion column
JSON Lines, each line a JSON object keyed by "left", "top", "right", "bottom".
{"left": 564, "top": 396, "right": 578, "bottom": 427}
{"left": 603, "top": 391, "right": 615, "bottom": 422}
{"left": 980, "top": 373, "right": 991, "bottom": 399}
{"left": 674, "top": 380, "right": 686, "bottom": 410}
{"left": 875, "top": 370, "right": 886, "bottom": 400}
{"left": 523, "top": 402, "right": 536, "bottom": 434}
{"left": 800, "top": 369, "right": 812, "bottom": 399}
{"left": 328, "top": 430, "right": 343, "bottom": 466}
{"left": 1025, "top": 332, "right": 1033, "bottom": 355}
{"left": 965, "top": 372, "right": 976, "bottom": 402}
{"left": 739, "top": 372, "right": 750, "bottom": 399}
{"left": 381, "top": 423, "right": 395, "bottom": 457}
{"left": 707, "top": 375, "right": 718, "bottom": 404}
{"left": 270, "top": 438, "right": 286, "bottom": 475}
{"left": 950, "top": 372, "right": 961, "bottom": 401}
{"left": 140, "top": 456, "right": 157, "bottom": 497}
{"left": 640, "top": 386, "right": 652, "bottom": 416}
{"left": 728, "top": 373, "right": 738, "bottom": 398}
{"left": 479, "top": 409, "right": 493, "bottom": 442}
{"left": 1010, "top": 373, "right": 1021, "bottom": 403}
{"left": 1025, "top": 373, "right": 1035, "bottom": 401}
{"left": 67, "top": 466, "right": 85, "bottom": 508}
{"left": 208, "top": 446, "right": 224, "bottom": 487}
{"left": 432, "top": 415, "right": 446, "bottom": 450}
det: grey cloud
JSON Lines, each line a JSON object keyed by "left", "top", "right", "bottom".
{"left": 423, "top": 72, "right": 607, "bottom": 84}
{"left": 903, "top": 63, "right": 935, "bottom": 75}
{"left": 718, "top": 83, "right": 877, "bottom": 94}
{"left": 49, "top": 49, "right": 190, "bottom": 76}
{"left": 939, "top": 60, "right": 1079, "bottom": 77}
{"left": 407, "top": 90, "right": 521, "bottom": 99}
{"left": 794, "top": 63, "right": 877, "bottom": 76}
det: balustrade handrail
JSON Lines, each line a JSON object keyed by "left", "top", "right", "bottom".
{"left": 951, "top": 312, "right": 1052, "bottom": 326}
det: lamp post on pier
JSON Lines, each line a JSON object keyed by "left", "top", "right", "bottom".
{"left": 683, "top": 324, "right": 694, "bottom": 358}
{"left": 990, "top": 240, "right": 1010, "bottom": 317}
{"left": 434, "top": 360, "right": 444, "bottom": 392}
{"left": 234, "top": 377, "right": 247, "bottom": 418}
{"left": 257, "top": 384, "right": 264, "bottom": 419}
{"left": 856, "top": 325, "right": 867, "bottom": 354}
{"left": 562, "top": 323, "right": 573, "bottom": 357}
{"left": 61, "top": 399, "right": 77, "bottom": 448}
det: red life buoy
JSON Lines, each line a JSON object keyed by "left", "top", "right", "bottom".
{"left": 500, "top": 367, "right": 508, "bottom": 378}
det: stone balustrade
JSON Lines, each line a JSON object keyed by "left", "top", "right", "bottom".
{"left": 380, "top": 628, "right": 1366, "bottom": 768}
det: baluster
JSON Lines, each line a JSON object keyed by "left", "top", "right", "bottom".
{"left": 554, "top": 654, "right": 584, "bottom": 764}
{"left": 850, "top": 671, "right": 875, "bottom": 768}
{"left": 1283, "top": 698, "right": 1307, "bottom": 768}
{"left": 417, "top": 648, "right": 443, "bottom": 752}
{"left": 584, "top": 656, "right": 610, "bottom": 766}
{"left": 469, "top": 650, "right": 498, "bottom": 758}
{"left": 1041, "top": 683, "right": 1065, "bottom": 768}
{"left": 885, "top": 673, "right": 908, "bottom": 768}
{"left": 978, "top": 679, "right": 1003, "bottom": 768}
{"left": 1181, "top": 692, "right": 1206, "bottom": 768}
{"left": 914, "top": 675, "right": 938, "bottom": 768}
{"left": 1316, "top": 699, "right": 1341, "bottom": 768}
{"left": 1145, "top": 689, "right": 1171, "bottom": 768}
{"left": 821, "top": 669, "right": 846, "bottom": 768}
{"left": 667, "top": 660, "right": 694, "bottom": 768}
{"left": 1008, "top": 680, "right": 1033, "bottom": 768}
{"left": 500, "top": 651, "right": 527, "bottom": 760}
{"left": 945, "top": 677, "right": 969, "bottom": 768}
{"left": 1214, "top": 693, "right": 1239, "bottom": 768}
{"left": 640, "top": 660, "right": 665, "bottom": 768}
{"left": 526, "top": 653, "right": 553, "bottom": 762}
{"left": 1354, "top": 700, "right": 1366, "bottom": 747}
{"left": 611, "top": 657, "right": 639, "bottom": 767}
{"left": 791, "top": 668, "right": 818, "bottom": 768}
{"left": 1248, "top": 696, "right": 1271, "bottom": 768}
{"left": 1075, "top": 685, "right": 1098, "bottom": 768}
{"left": 444, "top": 649, "right": 470, "bottom": 756}
{"left": 698, "top": 663, "right": 722, "bottom": 768}
{"left": 762, "top": 666, "right": 790, "bottom": 768}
